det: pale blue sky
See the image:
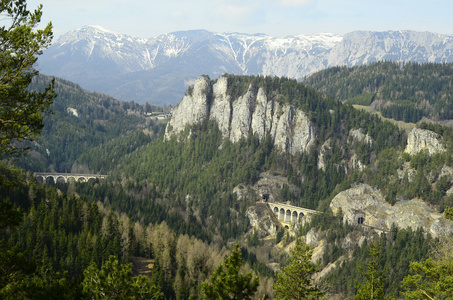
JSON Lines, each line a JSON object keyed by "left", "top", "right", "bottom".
{"left": 28, "top": 0, "right": 453, "bottom": 39}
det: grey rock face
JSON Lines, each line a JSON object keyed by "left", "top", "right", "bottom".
{"left": 330, "top": 184, "right": 453, "bottom": 237}
{"left": 318, "top": 140, "right": 331, "bottom": 171}
{"left": 405, "top": 128, "right": 446, "bottom": 155}
{"left": 246, "top": 204, "right": 279, "bottom": 237}
{"left": 166, "top": 75, "right": 315, "bottom": 155}
{"left": 251, "top": 87, "right": 270, "bottom": 139}
{"left": 164, "top": 76, "right": 211, "bottom": 140}
{"left": 350, "top": 128, "right": 373, "bottom": 145}
{"left": 230, "top": 89, "right": 254, "bottom": 143}
{"left": 210, "top": 77, "right": 231, "bottom": 138}
{"left": 39, "top": 27, "right": 453, "bottom": 105}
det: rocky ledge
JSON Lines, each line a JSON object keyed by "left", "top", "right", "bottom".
{"left": 330, "top": 184, "right": 453, "bottom": 237}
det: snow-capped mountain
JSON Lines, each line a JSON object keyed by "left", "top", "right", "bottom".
{"left": 38, "top": 25, "right": 453, "bottom": 105}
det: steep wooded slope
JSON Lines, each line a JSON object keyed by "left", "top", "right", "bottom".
{"left": 8, "top": 73, "right": 453, "bottom": 299}
{"left": 16, "top": 74, "right": 165, "bottom": 173}
{"left": 305, "top": 61, "right": 453, "bottom": 122}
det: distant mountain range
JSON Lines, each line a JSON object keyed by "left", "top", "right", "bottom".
{"left": 37, "top": 25, "right": 453, "bottom": 105}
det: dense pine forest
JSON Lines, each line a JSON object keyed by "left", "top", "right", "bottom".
{"left": 1, "top": 2, "right": 453, "bottom": 297}
{"left": 15, "top": 75, "right": 167, "bottom": 173}
{"left": 305, "top": 61, "right": 453, "bottom": 123}
{"left": 3, "top": 69, "right": 453, "bottom": 298}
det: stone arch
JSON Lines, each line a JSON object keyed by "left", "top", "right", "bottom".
{"left": 36, "top": 175, "right": 45, "bottom": 184}
{"left": 56, "top": 176, "right": 66, "bottom": 184}
{"left": 78, "top": 176, "right": 87, "bottom": 183}
{"left": 45, "top": 176, "right": 55, "bottom": 184}
{"left": 279, "top": 208, "right": 285, "bottom": 221}
{"left": 67, "top": 176, "right": 76, "bottom": 183}
{"left": 273, "top": 207, "right": 279, "bottom": 214}
{"left": 285, "top": 209, "right": 291, "bottom": 222}
{"left": 87, "top": 177, "right": 96, "bottom": 183}
{"left": 284, "top": 225, "right": 290, "bottom": 230}
{"left": 292, "top": 211, "right": 298, "bottom": 222}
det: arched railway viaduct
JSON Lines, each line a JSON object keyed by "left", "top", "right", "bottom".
{"left": 267, "top": 202, "right": 320, "bottom": 230}
{"left": 35, "top": 172, "right": 107, "bottom": 184}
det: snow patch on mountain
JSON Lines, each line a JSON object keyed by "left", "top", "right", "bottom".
{"left": 38, "top": 26, "right": 453, "bottom": 105}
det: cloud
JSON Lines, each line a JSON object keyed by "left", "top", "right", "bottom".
{"left": 214, "top": 3, "right": 258, "bottom": 19}
{"left": 276, "top": 0, "right": 313, "bottom": 7}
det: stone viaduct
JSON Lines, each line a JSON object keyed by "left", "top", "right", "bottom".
{"left": 267, "top": 202, "right": 320, "bottom": 230}
{"left": 35, "top": 172, "right": 107, "bottom": 184}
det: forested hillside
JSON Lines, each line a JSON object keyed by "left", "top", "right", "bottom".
{"left": 305, "top": 61, "right": 453, "bottom": 123}
{"left": 3, "top": 71, "right": 453, "bottom": 299}
{"left": 4, "top": 1, "right": 452, "bottom": 298}
{"left": 15, "top": 74, "right": 166, "bottom": 173}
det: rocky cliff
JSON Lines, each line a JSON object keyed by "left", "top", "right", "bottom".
{"left": 330, "top": 184, "right": 453, "bottom": 237}
{"left": 165, "top": 75, "right": 316, "bottom": 155}
{"left": 405, "top": 127, "right": 446, "bottom": 155}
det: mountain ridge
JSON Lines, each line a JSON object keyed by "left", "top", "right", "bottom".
{"left": 38, "top": 26, "right": 453, "bottom": 105}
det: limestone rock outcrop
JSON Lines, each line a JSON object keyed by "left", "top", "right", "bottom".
{"left": 330, "top": 184, "right": 453, "bottom": 237}
{"left": 317, "top": 140, "right": 331, "bottom": 171}
{"left": 350, "top": 128, "right": 373, "bottom": 145}
{"left": 246, "top": 203, "right": 279, "bottom": 237}
{"left": 165, "top": 75, "right": 316, "bottom": 155}
{"left": 405, "top": 128, "right": 446, "bottom": 155}
{"left": 165, "top": 76, "right": 211, "bottom": 139}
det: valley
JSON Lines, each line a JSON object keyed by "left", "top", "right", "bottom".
{"left": 1, "top": 2, "right": 453, "bottom": 297}
{"left": 3, "top": 66, "right": 453, "bottom": 298}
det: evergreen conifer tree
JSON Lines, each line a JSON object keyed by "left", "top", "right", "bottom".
{"left": 0, "top": 0, "right": 55, "bottom": 158}
{"left": 201, "top": 243, "right": 259, "bottom": 300}
{"left": 273, "top": 241, "right": 324, "bottom": 300}
{"left": 354, "top": 241, "right": 386, "bottom": 300}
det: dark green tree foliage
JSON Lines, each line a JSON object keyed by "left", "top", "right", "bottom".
{"left": 106, "top": 75, "right": 403, "bottom": 246}
{"left": 75, "top": 178, "right": 210, "bottom": 243}
{"left": 15, "top": 74, "right": 164, "bottom": 173}
{"left": 0, "top": 171, "right": 74, "bottom": 297}
{"left": 445, "top": 206, "right": 453, "bottom": 220}
{"left": 400, "top": 257, "right": 453, "bottom": 300}
{"left": 322, "top": 227, "right": 431, "bottom": 298}
{"left": 82, "top": 255, "right": 162, "bottom": 300}
{"left": 354, "top": 241, "right": 386, "bottom": 300}
{"left": 1, "top": 170, "right": 169, "bottom": 298}
{"left": 112, "top": 120, "right": 269, "bottom": 241}
{"left": 305, "top": 62, "right": 453, "bottom": 121}
{"left": 380, "top": 103, "right": 425, "bottom": 123}
{"left": 241, "top": 247, "right": 274, "bottom": 278}
{"left": 224, "top": 74, "right": 402, "bottom": 153}
{"left": 6, "top": 185, "right": 120, "bottom": 280}
{"left": 0, "top": 244, "right": 71, "bottom": 299}
{"left": 201, "top": 244, "right": 259, "bottom": 300}
{"left": 361, "top": 121, "right": 453, "bottom": 207}
{"left": 399, "top": 235, "right": 453, "bottom": 300}
{"left": 273, "top": 242, "right": 323, "bottom": 300}
{"left": 0, "top": 0, "right": 55, "bottom": 158}
{"left": 275, "top": 228, "right": 285, "bottom": 244}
